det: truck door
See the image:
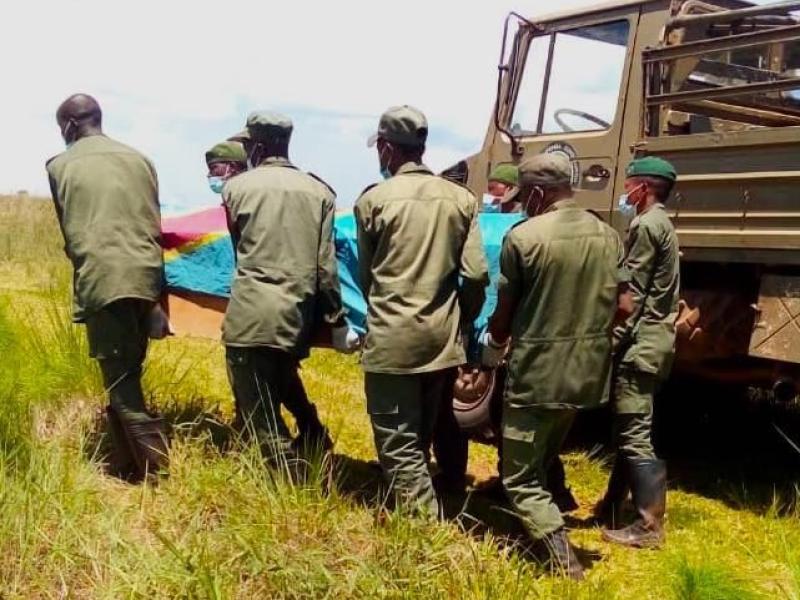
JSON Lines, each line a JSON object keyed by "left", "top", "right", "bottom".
{"left": 492, "top": 9, "right": 640, "bottom": 220}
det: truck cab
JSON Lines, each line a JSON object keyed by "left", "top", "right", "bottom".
{"left": 462, "top": 0, "right": 800, "bottom": 397}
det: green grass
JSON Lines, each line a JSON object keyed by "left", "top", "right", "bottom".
{"left": 0, "top": 194, "right": 799, "bottom": 598}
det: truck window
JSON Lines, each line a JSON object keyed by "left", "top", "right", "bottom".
{"left": 510, "top": 20, "right": 630, "bottom": 136}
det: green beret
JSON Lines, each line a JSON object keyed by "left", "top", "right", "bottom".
{"left": 519, "top": 153, "right": 572, "bottom": 187}
{"left": 626, "top": 156, "right": 677, "bottom": 182}
{"left": 231, "top": 110, "right": 293, "bottom": 143}
{"left": 488, "top": 163, "right": 518, "bottom": 187}
{"left": 205, "top": 141, "right": 246, "bottom": 167}
{"left": 367, "top": 105, "right": 428, "bottom": 148}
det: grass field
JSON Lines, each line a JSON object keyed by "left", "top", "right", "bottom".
{"left": 1, "top": 194, "right": 799, "bottom": 598}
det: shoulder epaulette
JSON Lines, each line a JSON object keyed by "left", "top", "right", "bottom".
{"left": 585, "top": 208, "right": 604, "bottom": 221}
{"left": 307, "top": 171, "right": 336, "bottom": 196}
{"left": 357, "top": 182, "right": 379, "bottom": 198}
{"left": 507, "top": 218, "right": 528, "bottom": 234}
{"left": 437, "top": 174, "right": 473, "bottom": 194}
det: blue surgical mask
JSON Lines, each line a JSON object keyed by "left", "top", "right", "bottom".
{"left": 208, "top": 176, "right": 225, "bottom": 194}
{"left": 482, "top": 193, "right": 501, "bottom": 213}
{"left": 618, "top": 194, "right": 636, "bottom": 217}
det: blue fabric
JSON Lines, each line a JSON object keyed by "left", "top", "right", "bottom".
{"left": 334, "top": 214, "right": 368, "bottom": 334}
{"left": 165, "top": 236, "right": 234, "bottom": 298}
{"left": 165, "top": 212, "right": 523, "bottom": 340}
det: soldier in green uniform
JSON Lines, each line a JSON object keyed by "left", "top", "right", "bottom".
{"left": 204, "top": 140, "right": 334, "bottom": 452}
{"left": 354, "top": 105, "right": 489, "bottom": 517}
{"left": 482, "top": 153, "right": 624, "bottom": 580}
{"left": 483, "top": 163, "right": 521, "bottom": 213}
{"left": 599, "top": 157, "right": 680, "bottom": 549}
{"left": 205, "top": 141, "right": 248, "bottom": 194}
{"left": 222, "top": 111, "right": 357, "bottom": 467}
{"left": 46, "top": 93, "right": 169, "bottom": 482}
{"left": 437, "top": 161, "right": 578, "bottom": 514}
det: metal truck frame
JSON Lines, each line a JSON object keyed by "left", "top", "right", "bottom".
{"left": 454, "top": 0, "right": 800, "bottom": 400}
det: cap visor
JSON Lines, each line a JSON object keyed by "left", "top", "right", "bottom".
{"left": 228, "top": 129, "right": 250, "bottom": 142}
{"left": 366, "top": 132, "right": 379, "bottom": 148}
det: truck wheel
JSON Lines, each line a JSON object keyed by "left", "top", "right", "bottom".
{"left": 452, "top": 366, "right": 499, "bottom": 436}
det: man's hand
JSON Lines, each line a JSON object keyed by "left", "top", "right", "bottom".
{"left": 479, "top": 330, "right": 508, "bottom": 368}
{"left": 147, "top": 304, "right": 172, "bottom": 340}
{"left": 615, "top": 284, "right": 635, "bottom": 324}
{"left": 332, "top": 325, "right": 362, "bottom": 354}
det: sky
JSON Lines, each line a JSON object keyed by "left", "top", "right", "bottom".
{"left": 2, "top": 0, "right": 771, "bottom": 214}
{"left": 2, "top": 0, "right": 620, "bottom": 213}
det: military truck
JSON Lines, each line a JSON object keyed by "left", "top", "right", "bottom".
{"left": 448, "top": 0, "right": 800, "bottom": 404}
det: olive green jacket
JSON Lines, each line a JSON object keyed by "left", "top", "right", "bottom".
{"left": 499, "top": 199, "right": 623, "bottom": 410}
{"left": 222, "top": 157, "right": 343, "bottom": 357}
{"left": 46, "top": 135, "right": 163, "bottom": 322}
{"left": 614, "top": 203, "right": 680, "bottom": 378}
{"left": 354, "top": 162, "right": 489, "bottom": 374}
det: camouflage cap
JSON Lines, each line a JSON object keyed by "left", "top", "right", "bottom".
{"left": 488, "top": 163, "right": 518, "bottom": 187}
{"left": 205, "top": 141, "right": 247, "bottom": 167}
{"left": 367, "top": 105, "right": 428, "bottom": 148}
{"left": 626, "top": 156, "right": 677, "bottom": 182}
{"left": 518, "top": 153, "right": 572, "bottom": 187}
{"left": 230, "top": 110, "right": 293, "bottom": 143}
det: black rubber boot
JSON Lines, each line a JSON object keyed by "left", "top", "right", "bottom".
{"left": 541, "top": 527, "right": 585, "bottom": 581}
{"left": 593, "top": 455, "right": 629, "bottom": 527}
{"left": 292, "top": 418, "right": 334, "bottom": 455}
{"left": 547, "top": 457, "right": 579, "bottom": 514}
{"left": 105, "top": 406, "right": 138, "bottom": 481}
{"left": 119, "top": 413, "right": 170, "bottom": 481}
{"left": 602, "top": 458, "right": 666, "bottom": 549}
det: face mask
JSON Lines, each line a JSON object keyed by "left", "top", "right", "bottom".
{"left": 379, "top": 144, "right": 393, "bottom": 179}
{"left": 246, "top": 145, "right": 260, "bottom": 171}
{"left": 617, "top": 194, "right": 636, "bottom": 217}
{"left": 618, "top": 184, "right": 644, "bottom": 217}
{"left": 62, "top": 120, "right": 75, "bottom": 148}
{"left": 522, "top": 187, "right": 544, "bottom": 216}
{"left": 208, "top": 176, "right": 225, "bottom": 194}
{"left": 482, "top": 193, "right": 501, "bottom": 213}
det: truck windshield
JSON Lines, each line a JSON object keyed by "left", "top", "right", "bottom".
{"left": 510, "top": 20, "right": 630, "bottom": 136}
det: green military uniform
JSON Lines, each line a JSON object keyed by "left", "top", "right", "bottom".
{"left": 222, "top": 111, "right": 343, "bottom": 461}
{"left": 496, "top": 156, "right": 623, "bottom": 540}
{"left": 601, "top": 156, "right": 679, "bottom": 548}
{"left": 204, "top": 139, "right": 331, "bottom": 449}
{"left": 46, "top": 133, "right": 166, "bottom": 480}
{"left": 613, "top": 163, "right": 680, "bottom": 460}
{"left": 355, "top": 106, "right": 488, "bottom": 516}
{"left": 436, "top": 159, "right": 577, "bottom": 512}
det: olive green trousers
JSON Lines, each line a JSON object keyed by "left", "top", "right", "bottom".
{"left": 502, "top": 406, "right": 576, "bottom": 539}
{"left": 364, "top": 369, "right": 454, "bottom": 518}
{"left": 85, "top": 299, "right": 152, "bottom": 419}
{"left": 225, "top": 346, "right": 296, "bottom": 461}
{"left": 613, "top": 367, "right": 658, "bottom": 461}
